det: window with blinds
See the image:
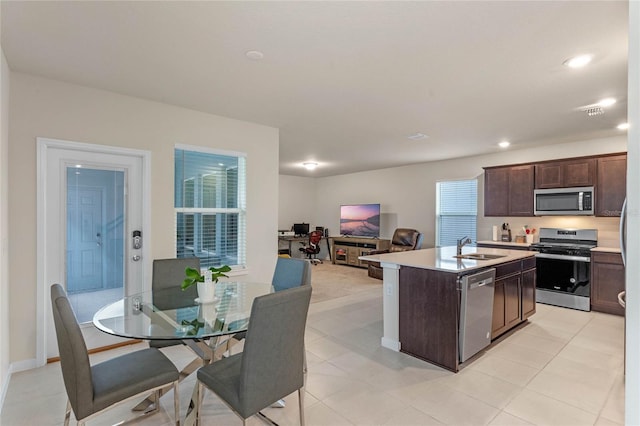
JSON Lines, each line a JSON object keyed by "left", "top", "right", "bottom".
{"left": 175, "top": 147, "right": 246, "bottom": 270}
{"left": 436, "top": 179, "right": 478, "bottom": 247}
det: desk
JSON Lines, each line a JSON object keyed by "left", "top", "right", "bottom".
{"left": 278, "top": 235, "right": 332, "bottom": 260}
{"left": 93, "top": 282, "right": 273, "bottom": 425}
{"left": 277, "top": 235, "right": 307, "bottom": 256}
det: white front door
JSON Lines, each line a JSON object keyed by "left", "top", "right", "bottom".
{"left": 67, "top": 186, "right": 105, "bottom": 294}
{"left": 37, "top": 138, "right": 151, "bottom": 363}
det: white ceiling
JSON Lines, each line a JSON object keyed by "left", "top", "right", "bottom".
{"left": 1, "top": 1, "right": 629, "bottom": 177}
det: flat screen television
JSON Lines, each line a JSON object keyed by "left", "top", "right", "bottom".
{"left": 340, "top": 204, "right": 380, "bottom": 238}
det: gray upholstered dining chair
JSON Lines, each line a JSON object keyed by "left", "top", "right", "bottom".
{"left": 196, "top": 285, "right": 312, "bottom": 425}
{"left": 150, "top": 257, "right": 200, "bottom": 349}
{"left": 269, "top": 256, "right": 312, "bottom": 396}
{"left": 272, "top": 256, "right": 312, "bottom": 291}
{"left": 229, "top": 256, "right": 311, "bottom": 341}
{"left": 50, "top": 284, "right": 181, "bottom": 426}
{"left": 228, "top": 256, "right": 311, "bottom": 413}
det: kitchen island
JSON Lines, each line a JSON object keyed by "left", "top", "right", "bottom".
{"left": 360, "top": 246, "right": 537, "bottom": 372}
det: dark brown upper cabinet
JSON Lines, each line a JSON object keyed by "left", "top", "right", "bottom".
{"left": 535, "top": 158, "right": 596, "bottom": 189}
{"left": 596, "top": 154, "right": 627, "bottom": 217}
{"left": 484, "top": 164, "right": 534, "bottom": 217}
{"left": 484, "top": 152, "right": 625, "bottom": 218}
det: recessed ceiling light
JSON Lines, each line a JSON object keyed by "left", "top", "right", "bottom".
{"left": 245, "top": 50, "right": 264, "bottom": 60}
{"left": 597, "top": 97, "right": 616, "bottom": 107}
{"left": 583, "top": 106, "right": 604, "bottom": 116}
{"left": 303, "top": 162, "right": 318, "bottom": 170}
{"left": 407, "top": 133, "right": 428, "bottom": 140}
{"left": 563, "top": 54, "right": 593, "bottom": 68}
{"left": 617, "top": 122, "right": 629, "bottom": 130}
{"left": 75, "top": 164, "right": 82, "bottom": 168}
{"left": 498, "top": 141, "right": 510, "bottom": 148}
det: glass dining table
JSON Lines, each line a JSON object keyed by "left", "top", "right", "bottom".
{"left": 93, "top": 281, "right": 274, "bottom": 425}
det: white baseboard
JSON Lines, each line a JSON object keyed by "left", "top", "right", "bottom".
{"left": 9, "top": 358, "right": 38, "bottom": 374}
{"left": 0, "top": 369, "right": 8, "bottom": 415}
{"left": 0, "top": 358, "right": 38, "bottom": 413}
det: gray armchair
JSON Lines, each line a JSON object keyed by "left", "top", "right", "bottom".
{"left": 196, "top": 285, "right": 312, "bottom": 425}
{"left": 50, "top": 284, "right": 180, "bottom": 426}
{"left": 367, "top": 228, "right": 424, "bottom": 279}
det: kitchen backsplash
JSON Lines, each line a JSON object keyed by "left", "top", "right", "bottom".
{"left": 478, "top": 216, "right": 621, "bottom": 248}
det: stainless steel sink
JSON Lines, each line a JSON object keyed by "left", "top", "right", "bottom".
{"left": 453, "top": 253, "right": 507, "bottom": 260}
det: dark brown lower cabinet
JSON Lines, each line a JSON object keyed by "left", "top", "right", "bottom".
{"left": 492, "top": 274, "right": 520, "bottom": 338}
{"left": 521, "top": 267, "right": 536, "bottom": 320}
{"left": 591, "top": 251, "right": 625, "bottom": 316}
{"left": 491, "top": 257, "right": 536, "bottom": 339}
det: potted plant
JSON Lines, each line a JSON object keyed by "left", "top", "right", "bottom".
{"left": 182, "top": 265, "right": 231, "bottom": 302}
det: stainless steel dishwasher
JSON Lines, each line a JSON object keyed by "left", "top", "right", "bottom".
{"left": 459, "top": 268, "right": 496, "bottom": 362}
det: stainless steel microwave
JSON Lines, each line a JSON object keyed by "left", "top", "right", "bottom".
{"left": 534, "top": 186, "right": 595, "bottom": 216}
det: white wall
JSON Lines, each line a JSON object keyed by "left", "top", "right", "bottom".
{"left": 0, "top": 48, "right": 10, "bottom": 406}
{"left": 310, "top": 136, "right": 627, "bottom": 247}
{"left": 8, "top": 73, "right": 279, "bottom": 364}
{"left": 278, "top": 175, "right": 317, "bottom": 230}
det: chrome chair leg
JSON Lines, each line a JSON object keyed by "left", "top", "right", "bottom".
{"left": 174, "top": 380, "right": 180, "bottom": 426}
{"left": 271, "top": 399, "right": 285, "bottom": 408}
{"left": 64, "top": 399, "right": 71, "bottom": 426}
{"left": 299, "top": 388, "right": 306, "bottom": 426}
{"left": 256, "top": 410, "right": 279, "bottom": 425}
{"left": 146, "top": 390, "right": 160, "bottom": 414}
{"left": 195, "top": 381, "right": 204, "bottom": 426}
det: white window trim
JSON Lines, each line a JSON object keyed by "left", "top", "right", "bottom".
{"left": 175, "top": 143, "right": 247, "bottom": 159}
{"left": 174, "top": 144, "right": 248, "bottom": 274}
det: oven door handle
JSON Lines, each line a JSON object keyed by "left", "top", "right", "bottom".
{"left": 535, "top": 253, "right": 591, "bottom": 262}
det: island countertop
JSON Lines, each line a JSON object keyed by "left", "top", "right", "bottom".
{"left": 359, "top": 246, "right": 538, "bottom": 273}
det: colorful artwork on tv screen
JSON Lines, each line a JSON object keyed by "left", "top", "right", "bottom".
{"left": 340, "top": 204, "right": 380, "bottom": 238}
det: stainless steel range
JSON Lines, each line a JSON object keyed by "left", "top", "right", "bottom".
{"left": 529, "top": 228, "right": 598, "bottom": 311}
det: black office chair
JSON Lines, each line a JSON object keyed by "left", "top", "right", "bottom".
{"left": 299, "top": 230, "right": 323, "bottom": 265}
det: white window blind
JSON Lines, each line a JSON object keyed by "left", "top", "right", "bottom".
{"left": 175, "top": 147, "right": 246, "bottom": 270}
{"left": 436, "top": 179, "right": 478, "bottom": 247}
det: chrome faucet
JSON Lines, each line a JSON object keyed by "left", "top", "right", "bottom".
{"left": 456, "top": 236, "right": 472, "bottom": 256}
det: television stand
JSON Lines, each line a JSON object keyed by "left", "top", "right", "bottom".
{"left": 330, "top": 236, "right": 390, "bottom": 268}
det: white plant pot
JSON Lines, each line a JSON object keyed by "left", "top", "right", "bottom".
{"left": 197, "top": 282, "right": 216, "bottom": 303}
{"left": 200, "top": 303, "right": 217, "bottom": 326}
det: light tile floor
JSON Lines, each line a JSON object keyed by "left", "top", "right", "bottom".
{"left": 0, "top": 264, "right": 625, "bottom": 425}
